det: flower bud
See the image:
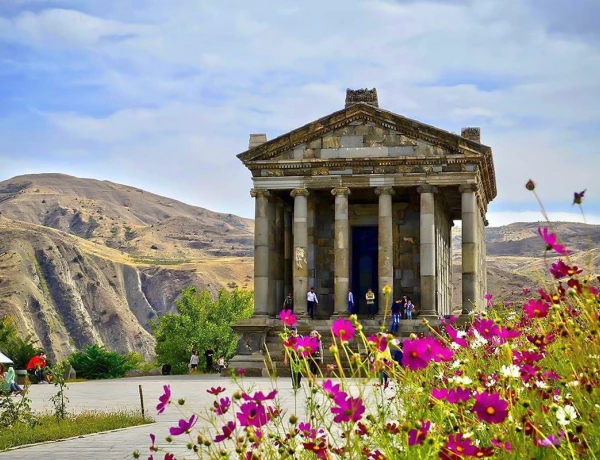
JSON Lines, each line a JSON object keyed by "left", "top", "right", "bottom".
{"left": 289, "top": 414, "right": 298, "bottom": 424}
{"left": 178, "top": 398, "right": 186, "bottom": 405}
{"left": 525, "top": 179, "right": 535, "bottom": 191}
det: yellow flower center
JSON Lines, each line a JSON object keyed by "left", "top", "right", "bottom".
{"left": 486, "top": 406, "right": 496, "bottom": 415}
{"left": 457, "top": 446, "right": 465, "bottom": 452}
{"left": 411, "top": 351, "right": 418, "bottom": 358}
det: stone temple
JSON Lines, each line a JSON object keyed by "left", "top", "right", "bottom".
{"left": 230, "top": 88, "right": 496, "bottom": 373}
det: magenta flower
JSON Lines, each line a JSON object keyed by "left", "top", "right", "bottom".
{"left": 445, "top": 324, "right": 468, "bottom": 347}
{"left": 550, "top": 260, "right": 582, "bottom": 279}
{"left": 214, "top": 421, "right": 236, "bottom": 443}
{"left": 491, "top": 439, "right": 513, "bottom": 451}
{"left": 298, "top": 421, "right": 317, "bottom": 439}
{"left": 499, "top": 327, "right": 522, "bottom": 340}
{"left": 573, "top": 190, "right": 585, "bottom": 205}
{"left": 149, "top": 433, "right": 157, "bottom": 452}
{"left": 156, "top": 385, "right": 171, "bottom": 415}
{"left": 236, "top": 401, "right": 269, "bottom": 427}
{"left": 484, "top": 294, "right": 493, "bottom": 307}
{"left": 214, "top": 397, "right": 231, "bottom": 415}
{"left": 241, "top": 389, "right": 277, "bottom": 403}
{"left": 472, "top": 392, "right": 509, "bottom": 424}
{"left": 408, "top": 420, "right": 431, "bottom": 446}
{"left": 402, "top": 339, "right": 430, "bottom": 370}
{"left": 169, "top": 414, "right": 197, "bottom": 436}
{"left": 237, "top": 369, "right": 246, "bottom": 376}
{"left": 504, "top": 301, "right": 514, "bottom": 307}
{"left": 441, "top": 434, "right": 479, "bottom": 457}
{"left": 522, "top": 288, "right": 531, "bottom": 295}
{"left": 279, "top": 309, "right": 297, "bottom": 327}
{"left": 367, "top": 334, "right": 388, "bottom": 352}
{"left": 523, "top": 299, "right": 550, "bottom": 319}
{"left": 294, "top": 335, "right": 320, "bottom": 357}
{"left": 207, "top": 386, "right": 226, "bottom": 396}
{"left": 536, "top": 430, "right": 565, "bottom": 447}
{"left": 331, "top": 318, "right": 355, "bottom": 341}
{"left": 331, "top": 395, "right": 365, "bottom": 423}
{"left": 538, "top": 227, "right": 571, "bottom": 255}
{"left": 432, "top": 387, "right": 471, "bottom": 404}
{"left": 474, "top": 319, "right": 501, "bottom": 340}
{"left": 322, "top": 380, "right": 344, "bottom": 402}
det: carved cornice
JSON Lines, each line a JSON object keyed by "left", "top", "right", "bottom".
{"left": 290, "top": 188, "right": 310, "bottom": 198}
{"left": 331, "top": 187, "right": 351, "bottom": 196}
{"left": 374, "top": 186, "right": 395, "bottom": 196}
{"left": 250, "top": 189, "right": 270, "bottom": 199}
{"left": 416, "top": 184, "right": 438, "bottom": 194}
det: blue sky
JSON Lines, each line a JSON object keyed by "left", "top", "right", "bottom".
{"left": 1, "top": 0, "right": 599, "bottom": 226}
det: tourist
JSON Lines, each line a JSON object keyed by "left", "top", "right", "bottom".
{"left": 283, "top": 327, "right": 302, "bottom": 389}
{"left": 217, "top": 356, "right": 226, "bottom": 373}
{"left": 204, "top": 346, "right": 214, "bottom": 372}
{"left": 348, "top": 289, "right": 355, "bottom": 315}
{"left": 2, "top": 365, "right": 23, "bottom": 396}
{"left": 365, "top": 288, "right": 376, "bottom": 319}
{"left": 390, "top": 298, "right": 401, "bottom": 334}
{"left": 282, "top": 292, "right": 294, "bottom": 313}
{"left": 406, "top": 299, "right": 415, "bottom": 319}
{"left": 307, "top": 330, "right": 323, "bottom": 386}
{"left": 307, "top": 287, "right": 318, "bottom": 320}
{"left": 401, "top": 295, "right": 408, "bottom": 319}
{"left": 189, "top": 350, "right": 199, "bottom": 374}
{"left": 393, "top": 341, "right": 404, "bottom": 367}
{"left": 26, "top": 351, "right": 50, "bottom": 384}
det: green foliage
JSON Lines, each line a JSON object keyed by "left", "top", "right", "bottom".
{"left": 0, "top": 392, "right": 36, "bottom": 429}
{"left": 0, "top": 411, "right": 150, "bottom": 451}
{"left": 68, "top": 345, "right": 134, "bottom": 380}
{"left": 152, "top": 287, "right": 253, "bottom": 373}
{"left": 48, "top": 361, "right": 69, "bottom": 420}
{"left": 0, "top": 316, "right": 42, "bottom": 369}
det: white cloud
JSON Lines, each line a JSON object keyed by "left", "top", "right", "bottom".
{"left": 486, "top": 211, "right": 600, "bottom": 227}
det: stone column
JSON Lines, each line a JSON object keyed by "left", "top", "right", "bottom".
{"left": 283, "top": 207, "right": 293, "bottom": 297}
{"left": 375, "top": 187, "right": 395, "bottom": 316}
{"left": 267, "top": 200, "right": 277, "bottom": 316}
{"left": 250, "top": 189, "right": 270, "bottom": 316}
{"left": 460, "top": 184, "right": 478, "bottom": 313}
{"left": 275, "top": 203, "right": 284, "bottom": 312}
{"left": 291, "top": 188, "right": 310, "bottom": 317}
{"left": 418, "top": 185, "right": 438, "bottom": 317}
{"left": 332, "top": 187, "right": 351, "bottom": 317}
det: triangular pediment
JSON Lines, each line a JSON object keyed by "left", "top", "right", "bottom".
{"left": 237, "top": 103, "right": 491, "bottom": 164}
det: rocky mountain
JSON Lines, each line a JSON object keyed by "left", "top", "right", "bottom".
{"left": 0, "top": 174, "right": 254, "bottom": 361}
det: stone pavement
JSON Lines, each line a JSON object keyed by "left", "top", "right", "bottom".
{"left": 0, "top": 374, "right": 323, "bottom": 460}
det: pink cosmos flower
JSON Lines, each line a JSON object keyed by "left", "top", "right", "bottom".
{"left": 523, "top": 299, "right": 550, "bottom": 319}
{"left": 445, "top": 324, "right": 468, "bottom": 347}
{"left": 402, "top": 339, "right": 430, "bottom": 370}
{"left": 214, "top": 397, "right": 231, "bottom": 415}
{"left": 331, "top": 318, "right": 356, "bottom": 341}
{"left": 367, "top": 334, "right": 388, "bottom": 352}
{"left": 491, "top": 439, "right": 513, "bottom": 451}
{"left": 303, "top": 441, "right": 329, "bottom": 459}
{"left": 279, "top": 309, "right": 297, "bottom": 327}
{"left": 499, "top": 327, "right": 522, "bottom": 340}
{"left": 440, "top": 434, "right": 479, "bottom": 457}
{"left": 156, "top": 385, "right": 171, "bottom": 415}
{"left": 484, "top": 294, "right": 493, "bottom": 307}
{"left": 169, "top": 414, "right": 197, "bottom": 436}
{"left": 207, "top": 386, "right": 226, "bottom": 396}
{"left": 236, "top": 401, "right": 269, "bottom": 427}
{"left": 322, "top": 380, "right": 344, "bottom": 401}
{"left": 214, "top": 421, "right": 236, "bottom": 443}
{"left": 550, "top": 260, "right": 582, "bottom": 279}
{"left": 294, "top": 336, "right": 320, "bottom": 357}
{"left": 149, "top": 433, "right": 157, "bottom": 452}
{"left": 241, "top": 389, "right": 277, "bottom": 403}
{"left": 538, "top": 227, "right": 571, "bottom": 255}
{"left": 472, "top": 392, "right": 509, "bottom": 424}
{"left": 536, "top": 430, "right": 565, "bottom": 447}
{"left": 504, "top": 301, "right": 514, "bottom": 307}
{"left": 474, "top": 319, "right": 501, "bottom": 340}
{"left": 299, "top": 421, "right": 317, "bottom": 439}
{"left": 331, "top": 395, "right": 365, "bottom": 423}
{"left": 522, "top": 288, "right": 531, "bottom": 295}
{"left": 432, "top": 387, "right": 472, "bottom": 404}
{"left": 237, "top": 369, "right": 246, "bottom": 376}
{"left": 407, "top": 419, "right": 431, "bottom": 446}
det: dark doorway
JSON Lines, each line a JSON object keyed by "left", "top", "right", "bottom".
{"left": 351, "top": 226, "right": 378, "bottom": 316}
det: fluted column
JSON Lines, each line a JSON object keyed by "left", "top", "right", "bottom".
{"left": 460, "top": 184, "right": 478, "bottom": 313}
{"left": 332, "top": 187, "right": 351, "bottom": 317}
{"left": 418, "top": 185, "right": 438, "bottom": 317}
{"left": 283, "top": 206, "right": 293, "bottom": 298}
{"left": 250, "top": 189, "right": 270, "bottom": 316}
{"left": 375, "top": 187, "right": 395, "bottom": 315}
{"left": 267, "top": 200, "right": 277, "bottom": 315}
{"left": 291, "top": 188, "right": 310, "bottom": 317}
{"left": 275, "top": 203, "right": 284, "bottom": 312}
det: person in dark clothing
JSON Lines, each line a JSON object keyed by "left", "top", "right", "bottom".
{"left": 390, "top": 299, "right": 401, "bottom": 334}
{"left": 282, "top": 292, "right": 294, "bottom": 313}
{"left": 400, "top": 295, "right": 408, "bottom": 319}
{"left": 283, "top": 327, "right": 302, "bottom": 389}
{"left": 366, "top": 288, "right": 376, "bottom": 319}
{"left": 204, "top": 346, "right": 214, "bottom": 372}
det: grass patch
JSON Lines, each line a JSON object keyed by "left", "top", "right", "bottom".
{"left": 0, "top": 411, "right": 152, "bottom": 451}
{"left": 131, "top": 257, "right": 190, "bottom": 265}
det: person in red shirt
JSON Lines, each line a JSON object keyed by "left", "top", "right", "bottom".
{"left": 26, "top": 352, "right": 49, "bottom": 384}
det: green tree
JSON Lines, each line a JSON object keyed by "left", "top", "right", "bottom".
{"left": 0, "top": 316, "right": 42, "bottom": 369}
{"left": 68, "top": 345, "right": 133, "bottom": 379}
{"left": 152, "top": 287, "right": 253, "bottom": 373}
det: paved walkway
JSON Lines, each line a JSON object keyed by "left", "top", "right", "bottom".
{"left": 0, "top": 375, "right": 326, "bottom": 459}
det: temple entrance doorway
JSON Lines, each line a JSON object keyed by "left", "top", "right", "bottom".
{"left": 351, "top": 226, "right": 379, "bottom": 316}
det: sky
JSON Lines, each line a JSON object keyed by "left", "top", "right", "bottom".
{"left": 0, "top": 0, "right": 599, "bottom": 227}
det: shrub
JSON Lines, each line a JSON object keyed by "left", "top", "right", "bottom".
{"left": 0, "top": 317, "right": 42, "bottom": 369}
{"left": 68, "top": 345, "right": 133, "bottom": 380}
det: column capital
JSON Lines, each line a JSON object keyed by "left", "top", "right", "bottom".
{"left": 458, "top": 183, "right": 479, "bottom": 193}
{"left": 290, "top": 188, "right": 310, "bottom": 198}
{"left": 416, "top": 184, "right": 438, "bottom": 194}
{"left": 331, "top": 187, "right": 351, "bottom": 197}
{"left": 374, "top": 186, "right": 395, "bottom": 196}
{"left": 484, "top": 219, "right": 489, "bottom": 227}
{"left": 250, "top": 188, "right": 270, "bottom": 199}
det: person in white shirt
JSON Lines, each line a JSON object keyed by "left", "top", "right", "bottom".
{"left": 189, "top": 350, "right": 199, "bottom": 373}
{"left": 307, "top": 287, "right": 318, "bottom": 319}
{"left": 348, "top": 289, "right": 354, "bottom": 315}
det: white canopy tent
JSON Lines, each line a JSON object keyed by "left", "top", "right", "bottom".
{"left": 0, "top": 350, "right": 13, "bottom": 364}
